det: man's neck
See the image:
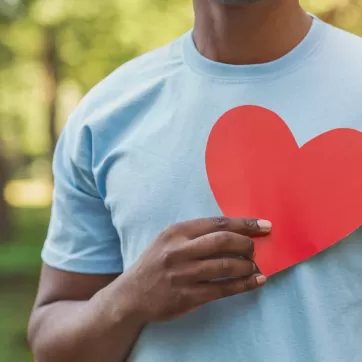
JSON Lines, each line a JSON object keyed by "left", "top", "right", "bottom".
{"left": 193, "top": 0, "right": 312, "bottom": 65}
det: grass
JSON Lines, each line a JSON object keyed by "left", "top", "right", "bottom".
{"left": 0, "top": 279, "right": 38, "bottom": 362}
{"left": 0, "top": 207, "right": 50, "bottom": 362}
{"left": 0, "top": 207, "right": 49, "bottom": 276}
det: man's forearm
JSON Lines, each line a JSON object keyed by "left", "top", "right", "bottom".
{"left": 29, "top": 280, "right": 145, "bottom": 362}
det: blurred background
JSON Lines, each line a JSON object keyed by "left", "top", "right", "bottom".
{"left": 0, "top": 0, "right": 361, "bottom": 360}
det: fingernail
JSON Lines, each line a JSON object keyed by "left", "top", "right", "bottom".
{"left": 256, "top": 275, "right": 267, "bottom": 285}
{"left": 257, "top": 219, "right": 272, "bottom": 231}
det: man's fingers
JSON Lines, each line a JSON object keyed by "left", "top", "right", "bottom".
{"left": 185, "top": 258, "right": 256, "bottom": 282}
{"left": 196, "top": 274, "right": 267, "bottom": 304}
{"left": 172, "top": 216, "right": 272, "bottom": 239}
{"left": 185, "top": 231, "right": 255, "bottom": 260}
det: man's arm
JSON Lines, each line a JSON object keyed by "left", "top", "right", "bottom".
{"left": 29, "top": 97, "right": 141, "bottom": 362}
{"left": 28, "top": 264, "right": 145, "bottom": 362}
{"left": 29, "top": 217, "right": 269, "bottom": 362}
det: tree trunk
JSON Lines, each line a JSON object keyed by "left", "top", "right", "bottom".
{"left": 0, "top": 142, "right": 11, "bottom": 243}
{"left": 43, "top": 27, "right": 59, "bottom": 161}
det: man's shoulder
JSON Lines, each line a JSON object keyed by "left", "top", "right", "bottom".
{"left": 315, "top": 20, "right": 362, "bottom": 101}
{"left": 320, "top": 20, "right": 362, "bottom": 65}
{"left": 66, "top": 34, "right": 186, "bottom": 131}
{"left": 93, "top": 35, "right": 185, "bottom": 96}
{"left": 317, "top": 21, "right": 362, "bottom": 126}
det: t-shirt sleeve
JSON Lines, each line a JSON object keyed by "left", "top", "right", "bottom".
{"left": 41, "top": 107, "right": 123, "bottom": 274}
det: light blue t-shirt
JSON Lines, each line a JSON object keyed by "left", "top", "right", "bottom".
{"left": 43, "top": 17, "right": 362, "bottom": 362}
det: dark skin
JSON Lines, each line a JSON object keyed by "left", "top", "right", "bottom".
{"left": 194, "top": 0, "right": 312, "bottom": 65}
{"left": 29, "top": 218, "right": 269, "bottom": 362}
{"left": 28, "top": 1, "right": 312, "bottom": 362}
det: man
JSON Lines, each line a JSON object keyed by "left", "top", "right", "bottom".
{"left": 28, "top": 0, "right": 362, "bottom": 361}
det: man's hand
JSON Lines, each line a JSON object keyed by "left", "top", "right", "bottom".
{"left": 119, "top": 217, "right": 272, "bottom": 322}
{"left": 28, "top": 217, "right": 271, "bottom": 362}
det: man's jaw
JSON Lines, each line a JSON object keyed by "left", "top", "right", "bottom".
{"left": 214, "top": 0, "right": 264, "bottom": 4}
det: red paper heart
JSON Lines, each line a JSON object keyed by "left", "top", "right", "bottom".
{"left": 206, "top": 105, "right": 362, "bottom": 276}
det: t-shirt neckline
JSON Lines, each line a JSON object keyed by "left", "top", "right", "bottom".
{"left": 182, "top": 15, "right": 325, "bottom": 81}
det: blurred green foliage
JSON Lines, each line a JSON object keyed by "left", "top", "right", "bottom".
{"left": 0, "top": 208, "right": 49, "bottom": 362}
{"left": 0, "top": 0, "right": 192, "bottom": 180}
{"left": 0, "top": 0, "right": 361, "bottom": 361}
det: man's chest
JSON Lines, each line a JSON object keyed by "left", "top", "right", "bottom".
{"left": 97, "top": 89, "right": 362, "bottom": 269}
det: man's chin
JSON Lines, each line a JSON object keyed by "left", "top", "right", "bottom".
{"left": 214, "top": 0, "right": 264, "bottom": 4}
